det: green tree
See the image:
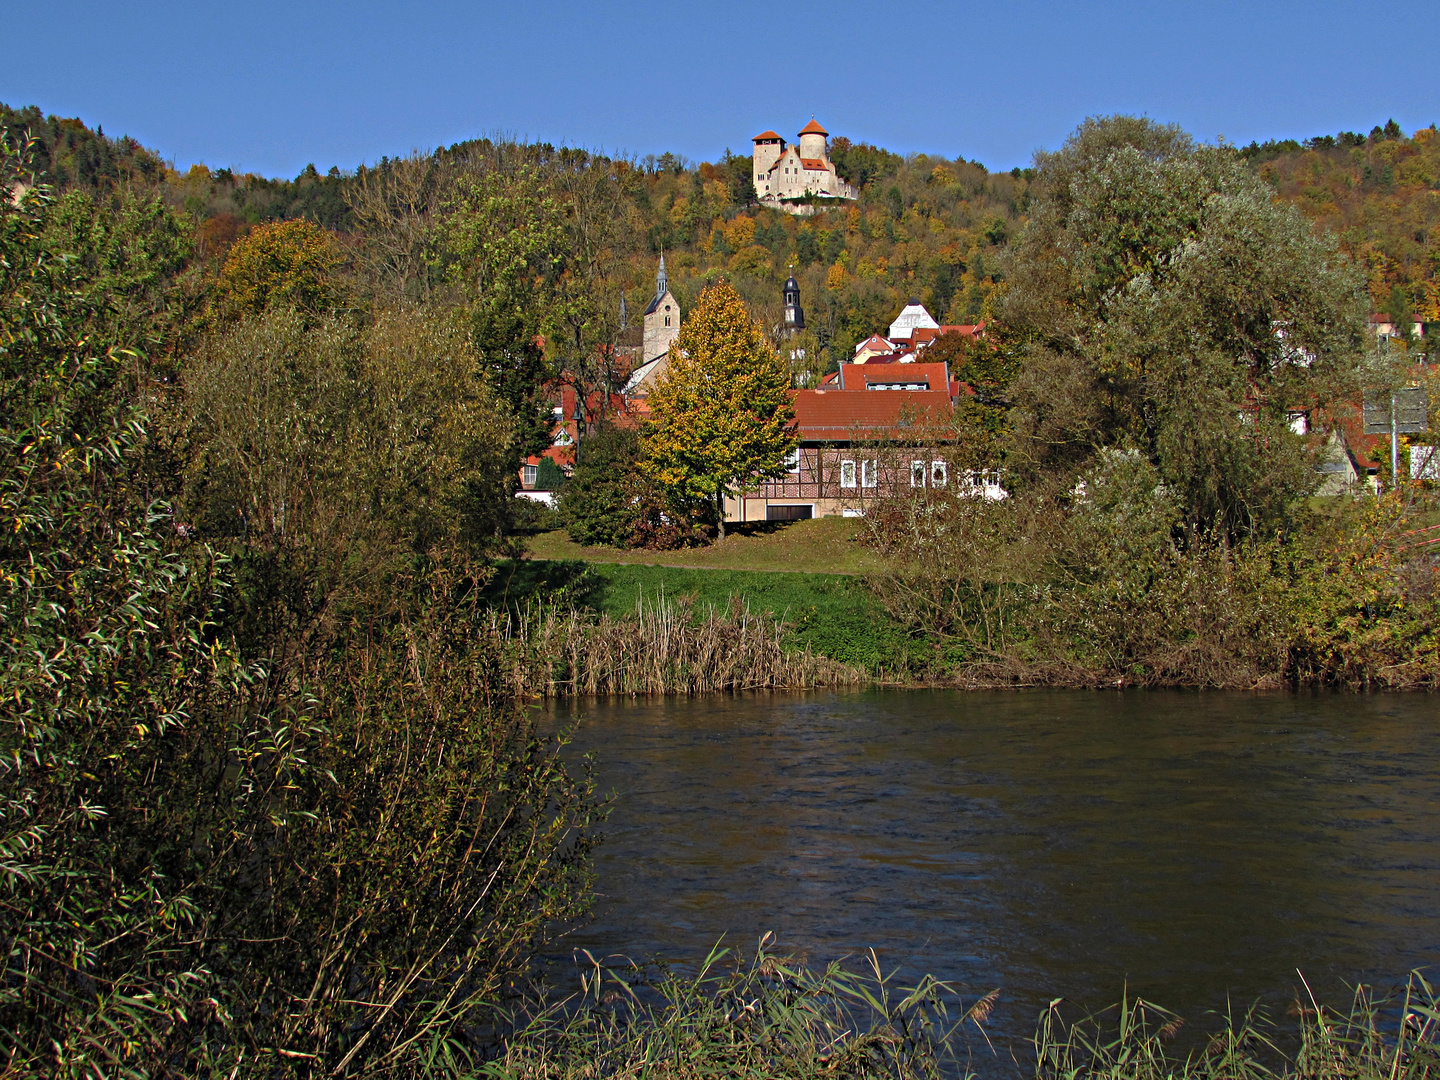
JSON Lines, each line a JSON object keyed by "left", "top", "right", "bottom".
{"left": 212, "top": 217, "right": 344, "bottom": 316}
{"left": 559, "top": 423, "right": 643, "bottom": 546}
{"left": 998, "top": 115, "right": 1366, "bottom": 539}
{"left": 438, "top": 165, "right": 568, "bottom": 458}
{"left": 641, "top": 281, "right": 796, "bottom": 538}
{"left": 534, "top": 455, "right": 566, "bottom": 491}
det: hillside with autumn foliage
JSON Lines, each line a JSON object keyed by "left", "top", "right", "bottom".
{"left": 13, "top": 100, "right": 1440, "bottom": 365}
{"left": 1241, "top": 120, "right": 1440, "bottom": 330}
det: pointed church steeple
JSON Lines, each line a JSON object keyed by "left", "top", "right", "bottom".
{"left": 654, "top": 254, "right": 668, "bottom": 304}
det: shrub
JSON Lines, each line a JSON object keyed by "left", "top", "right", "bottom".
{"left": 559, "top": 423, "right": 642, "bottom": 546}
{"left": 534, "top": 454, "right": 566, "bottom": 491}
{"left": 1, "top": 152, "right": 599, "bottom": 1077}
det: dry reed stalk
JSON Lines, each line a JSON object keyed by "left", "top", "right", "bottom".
{"left": 490, "top": 593, "right": 864, "bottom": 698}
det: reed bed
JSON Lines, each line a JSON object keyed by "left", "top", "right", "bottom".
{"left": 494, "top": 591, "right": 865, "bottom": 697}
{"left": 1034, "top": 970, "right": 1440, "bottom": 1080}
{"left": 478, "top": 960, "right": 1439, "bottom": 1080}
{"left": 488, "top": 935, "right": 996, "bottom": 1080}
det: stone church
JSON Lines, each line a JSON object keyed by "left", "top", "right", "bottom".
{"left": 623, "top": 255, "right": 681, "bottom": 397}
{"left": 752, "top": 118, "right": 858, "bottom": 215}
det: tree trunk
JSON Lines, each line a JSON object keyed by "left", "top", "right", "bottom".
{"left": 717, "top": 489, "right": 726, "bottom": 540}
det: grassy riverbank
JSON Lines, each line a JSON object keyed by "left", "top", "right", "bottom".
{"left": 524, "top": 516, "right": 885, "bottom": 575}
{"left": 486, "top": 946, "right": 1440, "bottom": 1080}
{"left": 491, "top": 551, "right": 916, "bottom": 673}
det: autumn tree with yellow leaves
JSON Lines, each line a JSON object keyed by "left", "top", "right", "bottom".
{"left": 641, "top": 281, "right": 796, "bottom": 538}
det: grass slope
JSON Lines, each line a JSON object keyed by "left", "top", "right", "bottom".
{"left": 523, "top": 516, "right": 885, "bottom": 575}
{"left": 497, "top": 520, "right": 910, "bottom": 671}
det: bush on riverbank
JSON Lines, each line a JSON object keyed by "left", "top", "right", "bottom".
{"left": 492, "top": 938, "right": 995, "bottom": 1080}
{"left": 480, "top": 950, "right": 1440, "bottom": 1080}
{"left": 1, "top": 150, "right": 599, "bottom": 1078}
{"left": 862, "top": 478, "right": 1440, "bottom": 688}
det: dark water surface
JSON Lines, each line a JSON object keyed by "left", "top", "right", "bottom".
{"left": 549, "top": 690, "right": 1439, "bottom": 1043}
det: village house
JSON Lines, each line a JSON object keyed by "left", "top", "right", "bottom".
{"left": 752, "top": 119, "right": 858, "bottom": 215}
{"left": 726, "top": 297, "right": 1005, "bottom": 521}
{"left": 843, "top": 299, "right": 985, "bottom": 365}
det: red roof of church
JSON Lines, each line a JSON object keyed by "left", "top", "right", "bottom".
{"left": 798, "top": 119, "right": 829, "bottom": 136}
{"left": 752, "top": 131, "right": 783, "bottom": 141}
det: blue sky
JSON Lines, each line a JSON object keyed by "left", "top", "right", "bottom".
{"left": 6, "top": 0, "right": 1438, "bottom": 178}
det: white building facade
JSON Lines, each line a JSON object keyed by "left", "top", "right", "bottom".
{"left": 752, "top": 119, "right": 858, "bottom": 215}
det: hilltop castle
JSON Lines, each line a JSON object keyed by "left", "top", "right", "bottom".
{"left": 752, "top": 119, "right": 858, "bottom": 215}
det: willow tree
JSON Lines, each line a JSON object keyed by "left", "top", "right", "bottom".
{"left": 641, "top": 281, "right": 796, "bottom": 538}
{"left": 998, "top": 116, "right": 1367, "bottom": 540}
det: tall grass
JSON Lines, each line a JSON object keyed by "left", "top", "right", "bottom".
{"left": 488, "top": 935, "right": 998, "bottom": 1080}
{"left": 1033, "top": 970, "right": 1440, "bottom": 1080}
{"left": 496, "top": 592, "right": 865, "bottom": 696}
{"left": 467, "top": 950, "right": 1440, "bottom": 1080}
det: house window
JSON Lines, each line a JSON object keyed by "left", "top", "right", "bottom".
{"left": 522, "top": 464, "right": 538, "bottom": 487}
{"left": 911, "top": 460, "right": 926, "bottom": 487}
{"left": 931, "top": 460, "right": 948, "bottom": 487}
{"left": 840, "top": 460, "right": 857, "bottom": 488}
{"left": 785, "top": 448, "right": 801, "bottom": 474}
{"left": 861, "top": 460, "right": 878, "bottom": 488}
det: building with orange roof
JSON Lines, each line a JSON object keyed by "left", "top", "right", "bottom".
{"left": 752, "top": 118, "right": 858, "bottom": 215}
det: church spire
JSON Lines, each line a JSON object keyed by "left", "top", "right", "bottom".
{"left": 654, "top": 254, "right": 668, "bottom": 303}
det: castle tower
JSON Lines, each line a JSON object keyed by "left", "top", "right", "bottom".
{"left": 782, "top": 269, "right": 805, "bottom": 335}
{"left": 751, "top": 130, "right": 785, "bottom": 194}
{"left": 797, "top": 118, "right": 828, "bottom": 162}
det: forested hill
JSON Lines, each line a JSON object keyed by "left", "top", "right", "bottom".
{"left": 1239, "top": 120, "right": 1440, "bottom": 326}
{"left": 7, "top": 100, "right": 1438, "bottom": 368}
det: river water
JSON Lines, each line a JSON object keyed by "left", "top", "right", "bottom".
{"left": 549, "top": 689, "right": 1439, "bottom": 1046}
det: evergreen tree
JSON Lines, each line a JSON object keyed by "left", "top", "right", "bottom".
{"left": 559, "top": 424, "right": 642, "bottom": 546}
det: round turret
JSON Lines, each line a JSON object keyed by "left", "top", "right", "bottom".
{"left": 797, "top": 118, "right": 829, "bottom": 162}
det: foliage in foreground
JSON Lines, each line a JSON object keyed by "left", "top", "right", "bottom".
{"left": 492, "top": 937, "right": 997, "bottom": 1080}
{"left": 484, "top": 948, "right": 1440, "bottom": 1080}
{"left": 1033, "top": 970, "right": 1440, "bottom": 1080}
{"left": 1, "top": 144, "right": 598, "bottom": 1079}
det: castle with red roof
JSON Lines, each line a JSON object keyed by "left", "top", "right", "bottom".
{"left": 752, "top": 118, "right": 858, "bottom": 214}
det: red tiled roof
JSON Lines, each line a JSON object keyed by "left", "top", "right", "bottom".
{"left": 752, "top": 131, "right": 783, "bottom": 142}
{"left": 798, "top": 119, "right": 829, "bottom": 136}
{"left": 853, "top": 334, "right": 894, "bottom": 353}
{"left": 792, "top": 389, "right": 954, "bottom": 438}
{"left": 836, "top": 361, "right": 951, "bottom": 391}
{"left": 800, "top": 158, "right": 828, "bottom": 171}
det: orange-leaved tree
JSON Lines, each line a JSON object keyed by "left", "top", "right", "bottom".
{"left": 641, "top": 280, "right": 796, "bottom": 538}
{"left": 212, "top": 218, "right": 344, "bottom": 317}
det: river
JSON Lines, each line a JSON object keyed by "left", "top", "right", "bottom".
{"left": 548, "top": 689, "right": 1439, "bottom": 1049}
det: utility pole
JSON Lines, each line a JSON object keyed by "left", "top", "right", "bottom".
{"left": 1392, "top": 391, "right": 1400, "bottom": 485}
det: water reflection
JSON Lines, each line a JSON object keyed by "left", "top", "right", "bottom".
{"left": 551, "top": 690, "right": 1440, "bottom": 1042}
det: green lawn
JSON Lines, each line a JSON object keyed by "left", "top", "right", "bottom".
{"left": 522, "top": 515, "right": 884, "bottom": 575}
{"left": 489, "top": 519, "right": 912, "bottom": 670}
